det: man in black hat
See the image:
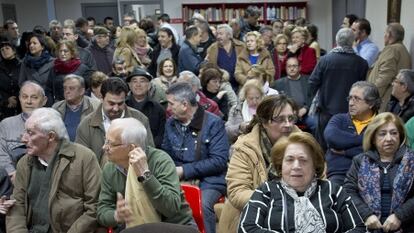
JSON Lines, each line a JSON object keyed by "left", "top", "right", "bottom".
{"left": 87, "top": 26, "right": 114, "bottom": 75}
{"left": 126, "top": 67, "right": 165, "bottom": 148}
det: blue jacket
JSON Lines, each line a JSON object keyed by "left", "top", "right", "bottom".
{"left": 324, "top": 113, "right": 365, "bottom": 177}
{"left": 178, "top": 41, "right": 204, "bottom": 75}
{"left": 162, "top": 106, "right": 229, "bottom": 194}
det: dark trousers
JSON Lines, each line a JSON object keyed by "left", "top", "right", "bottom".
{"left": 120, "top": 222, "right": 199, "bottom": 233}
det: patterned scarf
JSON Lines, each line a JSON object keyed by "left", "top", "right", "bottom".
{"left": 281, "top": 179, "right": 326, "bottom": 233}
{"left": 358, "top": 146, "right": 414, "bottom": 219}
{"left": 330, "top": 46, "right": 355, "bottom": 54}
{"left": 259, "top": 125, "right": 278, "bottom": 180}
{"left": 24, "top": 50, "right": 52, "bottom": 70}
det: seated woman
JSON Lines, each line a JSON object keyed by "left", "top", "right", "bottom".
{"left": 200, "top": 67, "right": 229, "bottom": 120}
{"left": 344, "top": 112, "right": 414, "bottom": 232}
{"left": 219, "top": 94, "right": 300, "bottom": 233}
{"left": 246, "top": 64, "right": 278, "bottom": 96}
{"left": 288, "top": 26, "right": 317, "bottom": 75}
{"left": 235, "top": 31, "right": 275, "bottom": 88}
{"left": 239, "top": 132, "right": 366, "bottom": 233}
{"left": 272, "top": 34, "right": 289, "bottom": 80}
{"left": 225, "top": 79, "right": 264, "bottom": 143}
{"left": 152, "top": 58, "right": 178, "bottom": 92}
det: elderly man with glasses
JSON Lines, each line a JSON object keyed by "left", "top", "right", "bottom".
{"left": 324, "top": 81, "right": 381, "bottom": 185}
{"left": 388, "top": 69, "right": 414, "bottom": 122}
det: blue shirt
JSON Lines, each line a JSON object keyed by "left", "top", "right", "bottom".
{"left": 217, "top": 47, "right": 237, "bottom": 89}
{"left": 249, "top": 54, "right": 259, "bottom": 65}
{"left": 354, "top": 38, "right": 379, "bottom": 67}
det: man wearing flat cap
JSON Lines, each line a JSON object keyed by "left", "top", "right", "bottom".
{"left": 86, "top": 26, "right": 114, "bottom": 75}
{"left": 126, "top": 67, "right": 166, "bottom": 148}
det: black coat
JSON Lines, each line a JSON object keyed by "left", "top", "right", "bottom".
{"left": 0, "top": 58, "right": 21, "bottom": 120}
{"left": 86, "top": 41, "right": 114, "bottom": 75}
{"left": 148, "top": 43, "right": 180, "bottom": 77}
{"left": 126, "top": 95, "right": 166, "bottom": 148}
{"left": 45, "top": 62, "right": 94, "bottom": 106}
{"left": 388, "top": 95, "right": 414, "bottom": 123}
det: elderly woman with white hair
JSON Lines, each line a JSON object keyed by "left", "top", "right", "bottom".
{"left": 6, "top": 107, "right": 101, "bottom": 232}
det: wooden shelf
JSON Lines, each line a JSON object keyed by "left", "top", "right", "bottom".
{"left": 182, "top": 2, "right": 307, "bottom": 26}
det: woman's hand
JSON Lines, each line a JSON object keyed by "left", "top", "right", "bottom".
{"left": 217, "top": 91, "right": 227, "bottom": 100}
{"left": 365, "top": 215, "right": 382, "bottom": 230}
{"left": 383, "top": 214, "right": 401, "bottom": 232}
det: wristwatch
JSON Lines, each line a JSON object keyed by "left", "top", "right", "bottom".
{"left": 137, "top": 170, "right": 151, "bottom": 183}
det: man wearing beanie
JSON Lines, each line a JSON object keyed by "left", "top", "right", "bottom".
{"left": 87, "top": 26, "right": 114, "bottom": 75}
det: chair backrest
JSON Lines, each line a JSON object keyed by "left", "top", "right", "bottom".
{"left": 181, "top": 184, "right": 205, "bottom": 233}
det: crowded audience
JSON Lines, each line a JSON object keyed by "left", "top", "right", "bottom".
{"left": 0, "top": 8, "right": 413, "bottom": 233}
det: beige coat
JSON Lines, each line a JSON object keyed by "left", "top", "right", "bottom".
{"left": 235, "top": 48, "right": 275, "bottom": 87}
{"left": 205, "top": 39, "right": 246, "bottom": 65}
{"left": 367, "top": 42, "right": 411, "bottom": 111}
{"left": 219, "top": 124, "right": 299, "bottom": 233}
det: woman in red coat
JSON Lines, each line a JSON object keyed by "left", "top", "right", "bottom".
{"left": 288, "top": 26, "right": 317, "bottom": 75}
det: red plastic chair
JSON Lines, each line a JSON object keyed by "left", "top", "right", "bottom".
{"left": 181, "top": 184, "right": 205, "bottom": 233}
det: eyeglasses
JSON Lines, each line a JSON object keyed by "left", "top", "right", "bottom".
{"left": 346, "top": 95, "right": 364, "bottom": 103}
{"left": 392, "top": 79, "right": 405, "bottom": 85}
{"left": 287, "top": 64, "right": 299, "bottom": 68}
{"left": 271, "top": 115, "right": 298, "bottom": 124}
{"left": 104, "top": 139, "right": 124, "bottom": 149}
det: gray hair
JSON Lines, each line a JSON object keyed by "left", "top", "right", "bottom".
{"left": 398, "top": 69, "right": 414, "bottom": 94}
{"left": 63, "top": 74, "right": 85, "bottom": 88}
{"left": 110, "top": 118, "right": 147, "bottom": 148}
{"left": 165, "top": 82, "right": 198, "bottom": 107}
{"left": 49, "top": 19, "right": 62, "bottom": 30}
{"left": 335, "top": 28, "right": 355, "bottom": 47}
{"left": 351, "top": 81, "right": 381, "bottom": 113}
{"left": 20, "top": 81, "right": 45, "bottom": 97}
{"left": 178, "top": 71, "right": 201, "bottom": 90}
{"left": 29, "top": 108, "right": 69, "bottom": 140}
{"left": 387, "top": 23, "right": 405, "bottom": 42}
{"left": 246, "top": 6, "right": 261, "bottom": 17}
{"left": 217, "top": 24, "right": 233, "bottom": 37}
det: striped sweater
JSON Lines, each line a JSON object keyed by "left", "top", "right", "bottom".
{"left": 238, "top": 179, "right": 367, "bottom": 233}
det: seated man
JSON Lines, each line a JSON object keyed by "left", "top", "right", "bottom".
{"left": 162, "top": 82, "right": 229, "bottom": 233}
{"left": 97, "top": 118, "right": 193, "bottom": 231}
{"left": 76, "top": 77, "right": 154, "bottom": 167}
{"left": 388, "top": 69, "right": 414, "bottom": 122}
{"left": 125, "top": 68, "right": 166, "bottom": 148}
{"left": 324, "top": 81, "right": 380, "bottom": 185}
{"left": 0, "top": 81, "right": 47, "bottom": 183}
{"left": 271, "top": 56, "right": 315, "bottom": 132}
{"left": 6, "top": 108, "right": 101, "bottom": 232}
{"left": 52, "top": 74, "right": 100, "bottom": 141}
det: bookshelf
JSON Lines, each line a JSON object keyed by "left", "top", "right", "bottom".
{"left": 182, "top": 2, "right": 307, "bottom": 26}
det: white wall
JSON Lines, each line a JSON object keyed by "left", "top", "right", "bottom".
{"left": 366, "top": 0, "right": 414, "bottom": 67}
{"left": 0, "top": 0, "right": 48, "bottom": 32}
{"left": 55, "top": 0, "right": 116, "bottom": 24}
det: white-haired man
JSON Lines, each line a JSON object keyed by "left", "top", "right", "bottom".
{"left": 205, "top": 24, "right": 245, "bottom": 91}
{"left": 6, "top": 108, "right": 101, "bottom": 232}
{"left": 97, "top": 118, "right": 193, "bottom": 231}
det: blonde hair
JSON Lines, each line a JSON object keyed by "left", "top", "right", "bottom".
{"left": 362, "top": 112, "right": 407, "bottom": 152}
{"left": 239, "top": 79, "right": 264, "bottom": 101}
{"left": 116, "top": 26, "right": 138, "bottom": 47}
{"left": 247, "top": 64, "right": 271, "bottom": 84}
{"left": 291, "top": 26, "right": 309, "bottom": 42}
{"left": 244, "top": 31, "right": 264, "bottom": 51}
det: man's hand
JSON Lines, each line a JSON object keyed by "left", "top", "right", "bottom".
{"left": 129, "top": 147, "right": 149, "bottom": 177}
{"left": 114, "top": 192, "right": 132, "bottom": 223}
{"left": 176, "top": 166, "right": 183, "bottom": 179}
{"left": 383, "top": 214, "right": 401, "bottom": 232}
{"left": 365, "top": 215, "right": 382, "bottom": 230}
{"left": 0, "top": 196, "right": 16, "bottom": 215}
